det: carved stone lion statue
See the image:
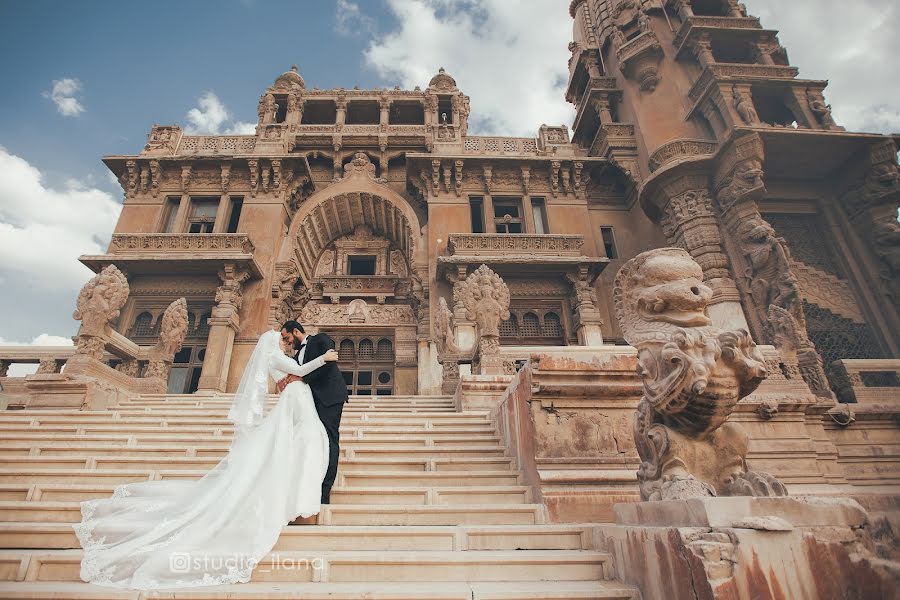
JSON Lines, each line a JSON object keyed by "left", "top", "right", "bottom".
{"left": 613, "top": 248, "right": 787, "bottom": 501}
{"left": 72, "top": 265, "right": 130, "bottom": 359}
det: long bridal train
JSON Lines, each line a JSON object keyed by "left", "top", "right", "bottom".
{"left": 73, "top": 330, "right": 331, "bottom": 589}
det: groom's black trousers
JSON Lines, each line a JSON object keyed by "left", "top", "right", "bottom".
{"left": 315, "top": 400, "right": 344, "bottom": 504}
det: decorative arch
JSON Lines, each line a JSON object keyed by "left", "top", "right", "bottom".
{"left": 280, "top": 153, "right": 424, "bottom": 283}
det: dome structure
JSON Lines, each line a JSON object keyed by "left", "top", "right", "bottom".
{"left": 274, "top": 65, "right": 305, "bottom": 90}
{"left": 428, "top": 67, "right": 458, "bottom": 92}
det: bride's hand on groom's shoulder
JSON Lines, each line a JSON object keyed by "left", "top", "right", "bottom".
{"left": 323, "top": 349, "right": 339, "bottom": 362}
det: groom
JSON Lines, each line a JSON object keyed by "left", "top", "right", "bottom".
{"left": 278, "top": 320, "right": 348, "bottom": 509}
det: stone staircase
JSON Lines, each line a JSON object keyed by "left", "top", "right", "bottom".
{"left": 0, "top": 393, "right": 638, "bottom": 599}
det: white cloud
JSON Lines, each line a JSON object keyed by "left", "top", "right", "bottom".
{"left": 364, "top": 0, "right": 574, "bottom": 136}
{"left": 42, "top": 78, "right": 85, "bottom": 117}
{"left": 0, "top": 334, "right": 74, "bottom": 377}
{"left": 335, "top": 0, "right": 376, "bottom": 36}
{"left": 185, "top": 91, "right": 256, "bottom": 135}
{"left": 0, "top": 146, "right": 121, "bottom": 292}
{"left": 739, "top": 1, "right": 899, "bottom": 133}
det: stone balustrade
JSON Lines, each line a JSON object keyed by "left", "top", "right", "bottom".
{"left": 462, "top": 137, "right": 539, "bottom": 155}
{"left": 831, "top": 358, "right": 900, "bottom": 404}
{"left": 447, "top": 233, "right": 585, "bottom": 257}
{"left": 0, "top": 347, "right": 76, "bottom": 378}
{"left": 177, "top": 135, "right": 257, "bottom": 156}
{"left": 318, "top": 275, "right": 401, "bottom": 299}
{"left": 108, "top": 233, "right": 255, "bottom": 255}
{"left": 673, "top": 15, "right": 763, "bottom": 50}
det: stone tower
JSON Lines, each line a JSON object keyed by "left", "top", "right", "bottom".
{"left": 567, "top": 0, "right": 900, "bottom": 396}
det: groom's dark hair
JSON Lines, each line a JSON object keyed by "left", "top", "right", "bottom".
{"left": 281, "top": 320, "right": 305, "bottom": 334}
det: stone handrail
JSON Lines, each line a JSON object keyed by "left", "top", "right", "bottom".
{"left": 108, "top": 233, "right": 255, "bottom": 255}
{"left": 0, "top": 347, "right": 76, "bottom": 377}
{"left": 447, "top": 234, "right": 585, "bottom": 256}
{"left": 177, "top": 135, "right": 257, "bottom": 155}
{"left": 462, "top": 137, "right": 539, "bottom": 155}
{"left": 318, "top": 275, "right": 400, "bottom": 296}
{"left": 831, "top": 359, "right": 900, "bottom": 404}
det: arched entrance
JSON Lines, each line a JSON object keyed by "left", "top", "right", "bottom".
{"left": 274, "top": 153, "right": 427, "bottom": 395}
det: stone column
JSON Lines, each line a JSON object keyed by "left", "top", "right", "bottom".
{"left": 713, "top": 133, "right": 832, "bottom": 398}
{"left": 567, "top": 267, "right": 605, "bottom": 345}
{"left": 36, "top": 359, "right": 62, "bottom": 375}
{"left": 691, "top": 34, "right": 715, "bottom": 69}
{"left": 335, "top": 95, "right": 347, "bottom": 127}
{"left": 213, "top": 193, "right": 230, "bottom": 233}
{"left": 172, "top": 194, "right": 191, "bottom": 233}
{"left": 197, "top": 264, "right": 250, "bottom": 392}
{"left": 591, "top": 96, "right": 614, "bottom": 124}
{"left": 379, "top": 96, "right": 390, "bottom": 126}
{"left": 445, "top": 266, "right": 476, "bottom": 352}
{"left": 0, "top": 360, "right": 9, "bottom": 378}
{"left": 655, "top": 175, "right": 748, "bottom": 330}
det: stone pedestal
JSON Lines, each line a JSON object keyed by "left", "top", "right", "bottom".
{"left": 596, "top": 496, "right": 897, "bottom": 600}
{"left": 197, "top": 312, "right": 238, "bottom": 393}
{"left": 454, "top": 374, "right": 513, "bottom": 411}
{"left": 23, "top": 374, "right": 124, "bottom": 411}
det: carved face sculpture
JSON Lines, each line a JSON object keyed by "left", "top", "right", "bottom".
{"left": 631, "top": 251, "right": 713, "bottom": 328}
{"left": 740, "top": 218, "right": 775, "bottom": 245}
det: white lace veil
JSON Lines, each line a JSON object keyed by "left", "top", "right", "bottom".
{"left": 227, "top": 329, "right": 281, "bottom": 433}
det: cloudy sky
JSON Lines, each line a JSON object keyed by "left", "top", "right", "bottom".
{"left": 0, "top": 0, "right": 897, "bottom": 355}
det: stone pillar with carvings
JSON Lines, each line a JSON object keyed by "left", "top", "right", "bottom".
{"left": 566, "top": 268, "right": 605, "bottom": 345}
{"left": 652, "top": 175, "right": 747, "bottom": 331}
{"left": 198, "top": 264, "right": 251, "bottom": 392}
{"left": 713, "top": 133, "right": 832, "bottom": 398}
{"left": 457, "top": 265, "right": 510, "bottom": 375}
{"left": 144, "top": 298, "right": 189, "bottom": 390}
{"left": 444, "top": 265, "right": 477, "bottom": 353}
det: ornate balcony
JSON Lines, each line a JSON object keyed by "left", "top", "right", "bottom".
{"left": 316, "top": 275, "right": 402, "bottom": 301}
{"left": 80, "top": 234, "right": 261, "bottom": 277}
{"left": 438, "top": 234, "right": 608, "bottom": 281}
{"left": 673, "top": 15, "right": 763, "bottom": 51}
{"left": 447, "top": 234, "right": 585, "bottom": 256}
{"left": 689, "top": 63, "right": 800, "bottom": 102}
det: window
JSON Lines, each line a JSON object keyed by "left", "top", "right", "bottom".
{"left": 600, "top": 227, "right": 618, "bottom": 259}
{"left": 358, "top": 339, "right": 374, "bottom": 360}
{"left": 542, "top": 312, "right": 562, "bottom": 337}
{"left": 302, "top": 100, "right": 337, "bottom": 124}
{"left": 531, "top": 198, "right": 549, "bottom": 234}
{"left": 131, "top": 312, "right": 154, "bottom": 336}
{"left": 500, "top": 314, "right": 518, "bottom": 336}
{"left": 521, "top": 313, "right": 541, "bottom": 337}
{"left": 493, "top": 198, "right": 524, "bottom": 234}
{"left": 389, "top": 101, "right": 424, "bottom": 125}
{"left": 691, "top": 0, "right": 729, "bottom": 16}
{"left": 187, "top": 198, "right": 218, "bottom": 234}
{"left": 346, "top": 101, "right": 380, "bottom": 124}
{"left": 226, "top": 197, "right": 243, "bottom": 233}
{"left": 438, "top": 96, "right": 453, "bottom": 124}
{"left": 167, "top": 345, "right": 205, "bottom": 394}
{"left": 376, "top": 339, "right": 394, "bottom": 360}
{"left": 470, "top": 196, "right": 485, "bottom": 233}
{"left": 347, "top": 255, "right": 377, "bottom": 276}
{"left": 196, "top": 312, "right": 211, "bottom": 337}
{"left": 273, "top": 95, "right": 288, "bottom": 123}
{"left": 160, "top": 197, "right": 180, "bottom": 233}
{"left": 339, "top": 339, "right": 356, "bottom": 361}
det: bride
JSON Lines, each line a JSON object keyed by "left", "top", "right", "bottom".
{"left": 73, "top": 329, "right": 339, "bottom": 589}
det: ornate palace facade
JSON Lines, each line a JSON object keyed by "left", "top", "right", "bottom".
{"left": 74, "top": 0, "right": 897, "bottom": 400}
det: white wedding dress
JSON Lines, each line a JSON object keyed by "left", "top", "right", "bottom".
{"left": 73, "top": 330, "right": 331, "bottom": 590}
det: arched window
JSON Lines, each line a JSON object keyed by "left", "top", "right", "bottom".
{"left": 542, "top": 312, "right": 562, "bottom": 337}
{"left": 500, "top": 314, "right": 518, "bottom": 337}
{"left": 132, "top": 312, "right": 154, "bottom": 336}
{"left": 358, "top": 338, "right": 374, "bottom": 360}
{"left": 376, "top": 338, "right": 394, "bottom": 360}
{"left": 521, "top": 312, "right": 540, "bottom": 337}
{"left": 339, "top": 339, "right": 355, "bottom": 361}
{"left": 196, "top": 312, "right": 211, "bottom": 337}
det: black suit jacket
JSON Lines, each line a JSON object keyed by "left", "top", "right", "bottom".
{"left": 295, "top": 332, "right": 349, "bottom": 408}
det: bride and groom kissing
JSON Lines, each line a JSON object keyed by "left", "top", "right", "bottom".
{"left": 73, "top": 320, "right": 349, "bottom": 590}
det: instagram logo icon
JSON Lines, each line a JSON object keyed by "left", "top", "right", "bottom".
{"left": 169, "top": 552, "right": 191, "bottom": 573}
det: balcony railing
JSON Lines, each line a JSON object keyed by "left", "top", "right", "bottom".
{"left": 108, "top": 234, "right": 255, "bottom": 255}
{"left": 447, "top": 234, "right": 585, "bottom": 257}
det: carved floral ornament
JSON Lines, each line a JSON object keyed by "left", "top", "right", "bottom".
{"left": 613, "top": 248, "right": 786, "bottom": 501}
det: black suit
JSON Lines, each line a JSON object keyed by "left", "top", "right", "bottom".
{"left": 295, "top": 332, "right": 348, "bottom": 504}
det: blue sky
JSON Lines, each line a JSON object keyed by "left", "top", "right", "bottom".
{"left": 0, "top": 0, "right": 897, "bottom": 356}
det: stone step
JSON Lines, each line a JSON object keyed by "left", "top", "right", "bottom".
{"left": 0, "top": 580, "right": 639, "bottom": 599}
{"left": 0, "top": 522, "right": 589, "bottom": 551}
{"left": 3, "top": 549, "right": 610, "bottom": 583}
{"left": 0, "top": 502, "right": 546, "bottom": 526}
{"left": 0, "top": 455, "right": 515, "bottom": 472}
{"left": 0, "top": 444, "right": 508, "bottom": 459}
{"left": 0, "top": 430, "right": 502, "bottom": 444}
{"left": 0, "top": 412, "right": 488, "bottom": 424}
{"left": 0, "top": 468, "right": 522, "bottom": 487}
{"left": 0, "top": 483, "right": 532, "bottom": 505}
{"left": 0, "top": 416, "right": 493, "bottom": 431}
